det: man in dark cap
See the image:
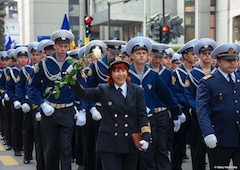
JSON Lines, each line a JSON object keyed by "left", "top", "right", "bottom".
{"left": 196, "top": 43, "right": 240, "bottom": 170}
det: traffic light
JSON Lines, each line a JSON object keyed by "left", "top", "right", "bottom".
{"left": 153, "top": 25, "right": 162, "bottom": 43}
{"left": 161, "top": 25, "right": 170, "bottom": 44}
{"left": 84, "top": 15, "right": 93, "bottom": 37}
{"left": 152, "top": 19, "right": 163, "bottom": 43}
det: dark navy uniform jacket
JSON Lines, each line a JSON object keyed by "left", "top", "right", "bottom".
{"left": 0, "top": 67, "right": 8, "bottom": 99}
{"left": 70, "top": 82, "right": 151, "bottom": 153}
{"left": 28, "top": 53, "right": 76, "bottom": 114}
{"left": 5, "top": 65, "right": 21, "bottom": 102}
{"left": 172, "top": 64, "right": 193, "bottom": 110}
{"left": 129, "top": 64, "right": 181, "bottom": 119}
{"left": 147, "top": 62, "right": 179, "bottom": 119}
{"left": 185, "top": 65, "right": 217, "bottom": 109}
{"left": 196, "top": 70, "right": 240, "bottom": 147}
{"left": 15, "top": 65, "right": 34, "bottom": 104}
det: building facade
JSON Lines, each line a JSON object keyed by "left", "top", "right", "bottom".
{"left": 4, "top": 0, "right": 19, "bottom": 47}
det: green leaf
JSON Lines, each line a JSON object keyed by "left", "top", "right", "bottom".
{"left": 54, "top": 91, "right": 61, "bottom": 99}
{"left": 45, "top": 87, "right": 52, "bottom": 94}
{"left": 69, "top": 78, "right": 76, "bottom": 85}
{"left": 67, "top": 58, "right": 75, "bottom": 64}
{"left": 59, "top": 82, "right": 66, "bottom": 88}
{"left": 54, "top": 85, "right": 59, "bottom": 91}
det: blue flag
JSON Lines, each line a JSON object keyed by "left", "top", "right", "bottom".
{"left": 5, "top": 33, "right": 12, "bottom": 50}
{"left": 61, "top": 14, "right": 76, "bottom": 50}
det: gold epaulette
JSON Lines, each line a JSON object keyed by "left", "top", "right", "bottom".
{"left": 0, "top": 89, "right": 4, "bottom": 94}
{"left": 203, "top": 74, "right": 213, "bottom": 80}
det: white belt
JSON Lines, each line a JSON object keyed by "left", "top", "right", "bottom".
{"left": 154, "top": 107, "right": 167, "bottom": 113}
{"left": 45, "top": 100, "right": 73, "bottom": 109}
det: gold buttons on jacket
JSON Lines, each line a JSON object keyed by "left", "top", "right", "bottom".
{"left": 114, "top": 132, "right": 118, "bottom": 136}
{"left": 114, "top": 114, "right": 118, "bottom": 118}
{"left": 125, "top": 133, "right": 128, "bottom": 136}
{"left": 124, "top": 114, "right": 128, "bottom": 118}
{"left": 115, "top": 123, "right": 118, "bottom": 127}
{"left": 124, "top": 124, "right": 128, "bottom": 127}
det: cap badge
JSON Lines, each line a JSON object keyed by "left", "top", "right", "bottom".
{"left": 61, "top": 37, "right": 66, "bottom": 40}
{"left": 114, "top": 45, "right": 119, "bottom": 49}
{"left": 228, "top": 48, "right": 234, "bottom": 54}
{"left": 204, "top": 45, "right": 209, "bottom": 48}
{"left": 115, "top": 56, "right": 122, "bottom": 61}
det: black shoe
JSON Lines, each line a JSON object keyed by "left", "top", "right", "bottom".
{"left": 23, "top": 159, "right": 30, "bottom": 164}
{"left": 14, "top": 150, "right": 22, "bottom": 156}
{"left": 78, "top": 165, "right": 85, "bottom": 170}
{"left": 5, "top": 145, "right": 12, "bottom": 150}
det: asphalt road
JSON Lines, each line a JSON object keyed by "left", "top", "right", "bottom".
{"left": 0, "top": 140, "right": 207, "bottom": 170}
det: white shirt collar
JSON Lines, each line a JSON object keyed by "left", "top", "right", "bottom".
{"left": 218, "top": 68, "right": 236, "bottom": 83}
{"left": 114, "top": 82, "right": 127, "bottom": 97}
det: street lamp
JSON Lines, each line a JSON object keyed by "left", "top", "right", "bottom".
{"left": 107, "top": 0, "right": 130, "bottom": 39}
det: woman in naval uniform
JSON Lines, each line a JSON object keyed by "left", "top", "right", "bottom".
{"left": 69, "top": 57, "right": 151, "bottom": 170}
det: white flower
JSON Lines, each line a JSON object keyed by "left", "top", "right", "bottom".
{"left": 92, "top": 46, "right": 102, "bottom": 59}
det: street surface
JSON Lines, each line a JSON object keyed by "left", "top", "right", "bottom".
{"left": 0, "top": 140, "right": 206, "bottom": 170}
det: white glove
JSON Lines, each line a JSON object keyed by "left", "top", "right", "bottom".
{"left": 173, "top": 119, "right": 181, "bottom": 132}
{"left": 146, "top": 107, "right": 150, "bottom": 114}
{"left": 13, "top": 100, "right": 21, "bottom": 109}
{"left": 1, "top": 99, "right": 5, "bottom": 106}
{"left": 22, "top": 103, "right": 31, "bottom": 113}
{"left": 4, "top": 93, "right": 10, "bottom": 101}
{"left": 35, "top": 112, "right": 42, "bottom": 121}
{"left": 41, "top": 102, "right": 55, "bottom": 116}
{"left": 76, "top": 110, "right": 86, "bottom": 126}
{"left": 204, "top": 134, "right": 217, "bottom": 149}
{"left": 74, "top": 106, "right": 78, "bottom": 119}
{"left": 139, "top": 140, "right": 149, "bottom": 151}
{"left": 178, "top": 113, "right": 186, "bottom": 123}
{"left": 90, "top": 107, "right": 102, "bottom": 121}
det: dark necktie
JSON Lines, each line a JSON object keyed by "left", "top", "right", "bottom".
{"left": 118, "top": 88, "right": 124, "bottom": 98}
{"left": 228, "top": 74, "right": 235, "bottom": 86}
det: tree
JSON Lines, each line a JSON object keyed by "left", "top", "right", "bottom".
{"left": 0, "top": 2, "right": 6, "bottom": 50}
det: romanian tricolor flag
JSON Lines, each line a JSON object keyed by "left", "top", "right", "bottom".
{"left": 61, "top": 13, "right": 76, "bottom": 50}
